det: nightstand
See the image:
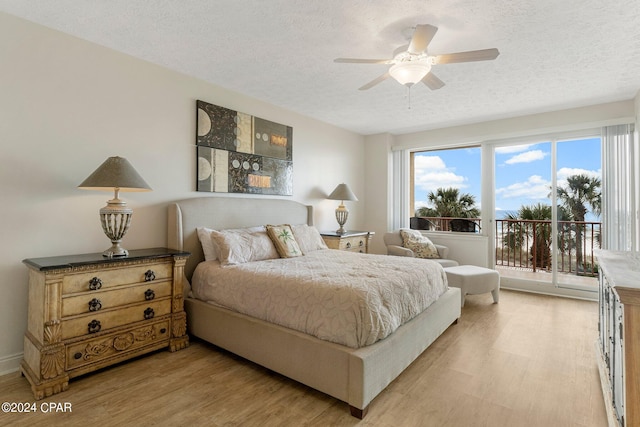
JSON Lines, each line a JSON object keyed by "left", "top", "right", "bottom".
{"left": 321, "top": 231, "right": 374, "bottom": 254}
{"left": 21, "top": 248, "right": 190, "bottom": 400}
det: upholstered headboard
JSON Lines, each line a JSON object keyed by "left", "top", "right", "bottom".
{"left": 167, "top": 197, "right": 313, "bottom": 281}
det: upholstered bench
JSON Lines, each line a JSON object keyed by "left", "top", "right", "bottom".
{"left": 443, "top": 265, "right": 500, "bottom": 307}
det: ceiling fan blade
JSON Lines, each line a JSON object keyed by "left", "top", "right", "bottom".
{"left": 334, "top": 58, "right": 393, "bottom": 64}
{"left": 422, "top": 72, "right": 445, "bottom": 90}
{"left": 393, "top": 44, "right": 410, "bottom": 57}
{"left": 433, "top": 48, "right": 500, "bottom": 64}
{"left": 359, "top": 72, "right": 390, "bottom": 90}
{"left": 408, "top": 24, "right": 438, "bottom": 54}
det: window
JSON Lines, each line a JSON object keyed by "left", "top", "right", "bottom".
{"left": 410, "top": 146, "right": 481, "bottom": 232}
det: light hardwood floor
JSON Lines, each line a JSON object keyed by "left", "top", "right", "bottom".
{"left": 0, "top": 290, "right": 607, "bottom": 426}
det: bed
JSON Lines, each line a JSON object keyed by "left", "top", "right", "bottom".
{"left": 167, "top": 196, "right": 461, "bottom": 418}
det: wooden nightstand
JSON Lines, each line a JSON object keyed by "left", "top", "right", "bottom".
{"left": 321, "top": 231, "right": 374, "bottom": 254}
{"left": 21, "top": 248, "right": 190, "bottom": 400}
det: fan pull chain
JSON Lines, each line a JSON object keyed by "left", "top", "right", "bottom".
{"left": 407, "top": 85, "right": 412, "bottom": 110}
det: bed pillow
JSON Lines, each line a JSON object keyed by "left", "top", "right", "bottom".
{"left": 266, "top": 224, "right": 303, "bottom": 258}
{"left": 291, "top": 224, "right": 328, "bottom": 254}
{"left": 400, "top": 229, "right": 440, "bottom": 259}
{"left": 197, "top": 227, "right": 219, "bottom": 261}
{"left": 209, "top": 227, "right": 279, "bottom": 265}
{"left": 197, "top": 226, "right": 264, "bottom": 261}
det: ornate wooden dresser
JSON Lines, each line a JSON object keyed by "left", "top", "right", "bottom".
{"left": 21, "top": 248, "right": 190, "bottom": 399}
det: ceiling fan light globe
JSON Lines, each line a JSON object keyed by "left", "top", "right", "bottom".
{"left": 389, "top": 61, "right": 432, "bottom": 86}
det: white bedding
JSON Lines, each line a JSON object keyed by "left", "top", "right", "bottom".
{"left": 191, "top": 249, "right": 448, "bottom": 348}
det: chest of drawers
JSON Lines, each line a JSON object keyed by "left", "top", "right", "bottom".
{"left": 21, "top": 248, "right": 189, "bottom": 400}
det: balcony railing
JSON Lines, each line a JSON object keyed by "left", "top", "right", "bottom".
{"left": 495, "top": 219, "right": 601, "bottom": 277}
{"left": 411, "top": 216, "right": 602, "bottom": 277}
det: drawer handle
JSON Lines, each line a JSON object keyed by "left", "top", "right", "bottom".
{"left": 359, "top": 240, "right": 364, "bottom": 247}
{"left": 89, "top": 277, "right": 102, "bottom": 291}
{"left": 88, "top": 319, "right": 101, "bottom": 334}
{"left": 144, "top": 270, "right": 156, "bottom": 282}
{"left": 74, "top": 352, "right": 82, "bottom": 360}
{"left": 144, "top": 308, "right": 155, "bottom": 320}
{"left": 88, "top": 298, "right": 102, "bottom": 312}
{"left": 144, "top": 289, "right": 155, "bottom": 301}
{"left": 346, "top": 242, "right": 352, "bottom": 249}
{"left": 160, "top": 328, "right": 167, "bottom": 334}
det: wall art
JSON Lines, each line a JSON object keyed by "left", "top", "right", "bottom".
{"left": 196, "top": 100, "right": 293, "bottom": 195}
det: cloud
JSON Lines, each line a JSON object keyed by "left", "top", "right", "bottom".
{"left": 496, "top": 175, "right": 550, "bottom": 200}
{"left": 504, "top": 150, "right": 548, "bottom": 165}
{"left": 557, "top": 167, "right": 600, "bottom": 181}
{"left": 495, "top": 144, "right": 536, "bottom": 154}
{"left": 413, "top": 155, "right": 467, "bottom": 191}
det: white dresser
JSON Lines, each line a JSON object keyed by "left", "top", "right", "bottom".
{"left": 595, "top": 250, "right": 640, "bottom": 427}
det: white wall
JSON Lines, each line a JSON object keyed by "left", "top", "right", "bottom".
{"left": 363, "top": 133, "right": 393, "bottom": 254}
{"left": 0, "top": 13, "right": 365, "bottom": 373}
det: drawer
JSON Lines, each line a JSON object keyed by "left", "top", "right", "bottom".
{"left": 61, "top": 299, "right": 171, "bottom": 340}
{"left": 339, "top": 236, "right": 368, "bottom": 252}
{"left": 61, "top": 280, "right": 172, "bottom": 317}
{"left": 62, "top": 262, "right": 172, "bottom": 294}
{"left": 66, "top": 319, "right": 170, "bottom": 370}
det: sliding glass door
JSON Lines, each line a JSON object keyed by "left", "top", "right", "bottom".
{"left": 554, "top": 137, "right": 601, "bottom": 289}
{"left": 494, "top": 141, "right": 553, "bottom": 285}
{"left": 493, "top": 135, "right": 601, "bottom": 290}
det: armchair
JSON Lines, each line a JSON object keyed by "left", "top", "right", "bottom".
{"left": 383, "top": 229, "right": 459, "bottom": 268}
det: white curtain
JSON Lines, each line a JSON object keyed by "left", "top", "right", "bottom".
{"left": 391, "top": 149, "right": 410, "bottom": 230}
{"left": 601, "top": 124, "right": 638, "bottom": 251}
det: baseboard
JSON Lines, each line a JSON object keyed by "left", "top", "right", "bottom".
{"left": 500, "top": 277, "right": 598, "bottom": 301}
{"left": 0, "top": 352, "right": 23, "bottom": 377}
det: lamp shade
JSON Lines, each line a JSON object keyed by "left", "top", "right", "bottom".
{"left": 327, "top": 183, "right": 358, "bottom": 202}
{"left": 389, "top": 61, "right": 432, "bottom": 86}
{"left": 78, "top": 156, "right": 151, "bottom": 192}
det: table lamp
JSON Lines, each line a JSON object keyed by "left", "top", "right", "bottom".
{"left": 327, "top": 183, "right": 358, "bottom": 234}
{"left": 78, "top": 156, "right": 151, "bottom": 257}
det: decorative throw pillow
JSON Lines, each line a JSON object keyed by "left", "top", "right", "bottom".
{"left": 291, "top": 224, "right": 328, "bottom": 254}
{"left": 209, "top": 227, "right": 279, "bottom": 265}
{"left": 266, "top": 224, "right": 303, "bottom": 258}
{"left": 400, "top": 229, "right": 440, "bottom": 259}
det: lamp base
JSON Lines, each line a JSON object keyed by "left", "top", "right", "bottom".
{"left": 99, "top": 196, "right": 133, "bottom": 258}
{"left": 335, "top": 204, "right": 349, "bottom": 235}
{"left": 102, "top": 243, "right": 129, "bottom": 258}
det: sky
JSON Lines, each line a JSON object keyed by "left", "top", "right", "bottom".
{"left": 414, "top": 137, "right": 602, "bottom": 220}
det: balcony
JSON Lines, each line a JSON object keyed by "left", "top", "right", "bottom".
{"left": 411, "top": 217, "right": 601, "bottom": 287}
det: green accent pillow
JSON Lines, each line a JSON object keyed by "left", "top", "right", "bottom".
{"left": 266, "top": 224, "right": 303, "bottom": 258}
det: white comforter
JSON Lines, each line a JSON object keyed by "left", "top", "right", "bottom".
{"left": 191, "top": 250, "right": 448, "bottom": 348}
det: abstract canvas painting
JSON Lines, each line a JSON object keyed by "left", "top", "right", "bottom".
{"left": 196, "top": 100, "right": 293, "bottom": 195}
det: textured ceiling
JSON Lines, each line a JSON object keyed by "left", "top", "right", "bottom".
{"left": 2, "top": 0, "right": 640, "bottom": 135}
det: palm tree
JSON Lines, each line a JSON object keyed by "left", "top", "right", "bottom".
{"left": 555, "top": 174, "right": 601, "bottom": 271}
{"left": 416, "top": 187, "right": 480, "bottom": 218}
{"left": 503, "top": 203, "right": 553, "bottom": 269}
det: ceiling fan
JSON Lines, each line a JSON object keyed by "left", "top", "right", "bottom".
{"left": 334, "top": 24, "right": 499, "bottom": 91}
